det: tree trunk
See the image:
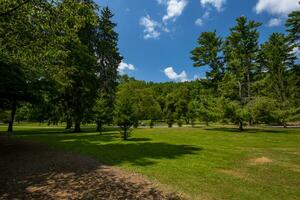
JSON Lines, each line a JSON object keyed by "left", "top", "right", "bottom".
{"left": 238, "top": 81, "right": 242, "bottom": 102}
{"left": 247, "top": 72, "right": 251, "bottom": 99}
{"left": 150, "top": 120, "right": 154, "bottom": 128}
{"left": 283, "top": 122, "right": 287, "bottom": 128}
{"left": 74, "top": 121, "right": 81, "bottom": 132}
{"left": 123, "top": 127, "right": 128, "bottom": 140}
{"left": 66, "top": 119, "right": 72, "bottom": 129}
{"left": 239, "top": 120, "right": 244, "bottom": 131}
{"left": 96, "top": 121, "right": 103, "bottom": 134}
{"left": 7, "top": 101, "right": 17, "bottom": 136}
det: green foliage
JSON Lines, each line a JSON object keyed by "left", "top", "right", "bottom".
{"left": 260, "top": 33, "right": 296, "bottom": 102}
{"left": 114, "top": 84, "right": 138, "bottom": 140}
{"left": 191, "top": 31, "right": 224, "bottom": 92}
{"left": 197, "top": 95, "right": 223, "bottom": 125}
{"left": 286, "top": 10, "right": 300, "bottom": 46}
{"left": 187, "top": 100, "right": 198, "bottom": 127}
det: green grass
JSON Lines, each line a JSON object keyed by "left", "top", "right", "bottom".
{"left": 1, "top": 125, "right": 300, "bottom": 200}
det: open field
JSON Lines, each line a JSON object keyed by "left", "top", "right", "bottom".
{"left": 1, "top": 125, "right": 300, "bottom": 200}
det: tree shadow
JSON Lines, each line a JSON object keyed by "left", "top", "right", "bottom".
{"left": 55, "top": 134, "right": 201, "bottom": 166}
{"left": 0, "top": 138, "right": 182, "bottom": 199}
{"left": 126, "top": 138, "right": 152, "bottom": 142}
{"left": 204, "top": 127, "right": 291, "bottom": 134}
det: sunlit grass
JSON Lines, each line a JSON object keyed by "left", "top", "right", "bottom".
{"left": 1, "top": 125, "right": 300, "bottom": 200}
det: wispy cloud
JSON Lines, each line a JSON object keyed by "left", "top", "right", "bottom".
{"left": 200, "top": 0, "right": 226, "bottom": 12}
{"left": 140, "top": 15, "right": 161, "bottom": 40}
{"left": 268, "top": 18, "right": 282, "bottom": 27}
{"left": 164, "top": 67, "right": 188, "bottom": 82}
{"left": 195, "top": 18, "right": 203, "bottom": 26}
{"left": 195, "top": 11, "right": 210, "bottom": 26}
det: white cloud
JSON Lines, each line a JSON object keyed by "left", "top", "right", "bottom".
{"left": 268, "top": 18, "right": 282, "bottom": 27}
{"left": 118, "top": 61, "right": 135, "bottom": 74}
{"left": 200, "top": 0, "right": 226, "bottom": 12}
{"left": 164, "top": 67, "right": 188, "bottom": 82}
{"left": 160, "top": 0, "right": 188, "bottom": 22}
{"left": 255, "top": 0, "right": 300, "bottom": 15}
{"left": 195, "top": 18, "right": 203, "bottom": 26}
{"left": 140, "top": 15, "right": 161, "bottom": 40}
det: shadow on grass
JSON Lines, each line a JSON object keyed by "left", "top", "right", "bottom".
{"left": 58, "top": 138, "right": 201, "bottom": 166}
{"left": 6, "top": 128, "right": 201, "bottom": 167}
{"left": 204, "top": 127, "right": 292, "bottom": 134}
{"left": 0, "top": 137, "right": 179, "bottom": 200}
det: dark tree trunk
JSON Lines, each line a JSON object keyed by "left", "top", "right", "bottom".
{"left": 150, "top": 120, "right": 154, "bottom": 128}
{"left": 96, "top": 121, "right": 103, "bottom": 134}
{"left": 239, "top": 120, "right": 244, "bottom": 131}
{"left": 249, "top": 118, "right": 253, "bottom": 126}
{"left": 123, "top": 127, "right": 128, "bottom": 140}
{"left": 7, "top": 101, "right": 17, "bottom": 136}
{"left": 74, "top": 121, "right": 81, "bottom": 132}
{"left": 66, "top": 119, "right": 72, "bottom": 129}
{"left": 283, "top": 123, "right": 287, "bottom": 128}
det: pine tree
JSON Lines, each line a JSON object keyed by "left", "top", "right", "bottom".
{"left": 95, "top": 7, "right": 122, "bottom": 123}
{"left": 224, "top": 16, "right": 261, "bottom": 101}
{"left": 191, "top": 31, "right": 224, "bottom": 93}
{"left": 260, "top": 33, "right": 296, "bottom": 102}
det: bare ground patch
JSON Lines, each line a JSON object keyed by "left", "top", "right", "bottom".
{"left": 218, "top": 169, "right": 251, "bottom": 181}
{"left": 248, "top": 156, "right": 273, "bottom": 165}
{"left": 0, "top": 137, "right": 182, "bottom": 200}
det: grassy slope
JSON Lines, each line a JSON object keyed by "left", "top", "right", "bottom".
{"left": 1, "top": 125, "right": 300, "bottom": 200}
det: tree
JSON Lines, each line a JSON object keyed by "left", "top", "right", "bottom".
{"left": 187, "top": 100, "right": 198, "bottom": 127}
{"left": 222, "top": 16, "right": 261, "bottom": 130}
{"left": 197, "top": 95, "right": 222, "bottom": 126}
{"left": 164, "top": 93, "right": 178, "bottom": 128}
{"left": 223, "top": 100, "right": 249, "bottom": 131}
{"left": 224, "top": 16, "right": 261, "bottom": 100}
{"left": 191, "top": 31, "right": 224, "bottom": 93}
{"left": 246, "top": 97, "right": 276, "bottom": 125}
{"left": 286, "top": 9, "right": 300, "bottom": 47}
{"left": 95, "top": 7, "right": 122, "bottom": 122}
{"left": 93, "top": 93, "right": 111, "bottom": 133}
{"left": 114, "top": 84, "right": 138, "bottom": 140}
{"left": 0, "top": 0, "right": 93, "bottom": 134}
{"left": 136, "top": 88, "right": 162, "bottom": 128}
{"left": 286, "top": 9, "right": 300, "bottom": 106}
{"left": 260, "top": 33, "right": 297, "bottom": 102}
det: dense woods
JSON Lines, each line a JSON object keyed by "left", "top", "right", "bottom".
{"left": 0, "top": 0, "right": 299, "bottom": 139}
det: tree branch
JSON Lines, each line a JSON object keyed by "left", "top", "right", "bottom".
{"left": 0, "top": 0, "right": 32, "bottom": 17}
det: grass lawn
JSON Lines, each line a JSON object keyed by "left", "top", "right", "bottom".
{"left": 1, "top": 124, "right": 300, "bottom": 200}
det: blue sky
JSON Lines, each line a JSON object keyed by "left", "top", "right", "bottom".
{"left": 95, "top": 0, "right": 300, "bottom": 82}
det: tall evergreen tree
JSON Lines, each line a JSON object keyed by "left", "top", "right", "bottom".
{"left": 286, "top": 9, "right": 300, "bottom": 106}
{"left": 191, "top": 31, "right": 224, "bottom": 93}
{"left": 222, "top": 16, "right": 261, "bottom": 130}
{"left": 260, "top": 33, "right": 297, "bottom": 102}
{"left": 224, "top": 16, "right": 261, "bottom": 101}
{"left": 94, "top": 7, "right": 122, "bottom": 128}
